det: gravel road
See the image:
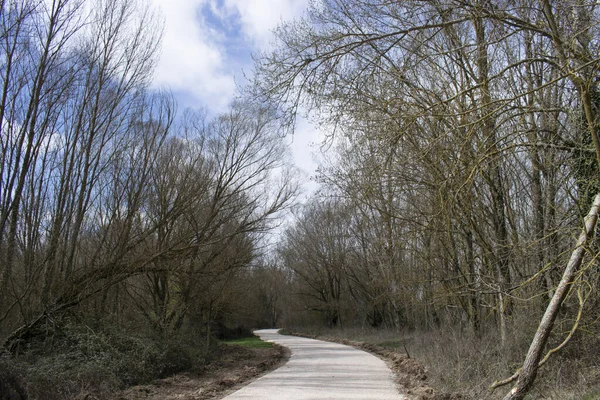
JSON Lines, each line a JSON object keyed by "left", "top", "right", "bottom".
{"left": 221, "top": 329, "right": 406, "bottom": 400}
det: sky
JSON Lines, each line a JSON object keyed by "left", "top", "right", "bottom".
{"left": 150, "top": 0, "right": 321, "bottom": 196}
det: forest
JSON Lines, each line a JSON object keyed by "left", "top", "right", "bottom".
{"left": 1, "top": 0, "right": 600, "bottom": 399}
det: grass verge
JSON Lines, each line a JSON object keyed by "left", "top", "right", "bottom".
{"left": 220, "top": 335, "right": 273, "bottom": 348}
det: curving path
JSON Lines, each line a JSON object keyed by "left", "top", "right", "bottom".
{"left": 221, "top": 329, "right": 406, "bottom": 400}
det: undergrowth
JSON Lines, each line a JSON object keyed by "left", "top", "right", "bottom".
{"left": 0, "top": 321, "right": 213, "bottom": 400}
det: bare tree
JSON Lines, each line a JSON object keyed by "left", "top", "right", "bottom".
{"left": 254, "top": 1, "right": 600, "bottom": 397}
{"left": 0, "top": 0, "right": 169, "bottom": 350}
{"left": 279, "top": 199, "right": 352, "bottom": 327}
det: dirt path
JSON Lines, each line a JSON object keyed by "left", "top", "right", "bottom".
{"left": 221, "top": 329, "right": 407, "bottom": 400}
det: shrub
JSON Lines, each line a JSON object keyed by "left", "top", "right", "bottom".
{"left": 26, "top": 360, "right": 120, "bottom": 400}
{"left": 158, "top": 342, "right": 194, "bottom": 377}
{"left": 0, "top": 359, "right": 28, "bottom": 400}
{"left": 217, "top": 325, "right": 254, "bottom": 340}
{"left": 8, "top": 322, "right": 211, "bottom": 399}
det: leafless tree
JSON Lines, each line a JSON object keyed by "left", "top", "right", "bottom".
{"left": 254, "top": 1, "right": 600, "bottom": 398}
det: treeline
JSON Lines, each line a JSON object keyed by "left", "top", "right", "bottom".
{"left": 256, "top": 1, "right": 600, "bottom": 398}
{"left": 0, "top": 0, "right": 295, "bottom": 359}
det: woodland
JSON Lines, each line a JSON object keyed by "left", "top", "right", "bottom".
{"left": 1, "top": 0, "right": 600, "bottom": 400}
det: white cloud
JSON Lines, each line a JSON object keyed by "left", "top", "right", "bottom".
{"left": 151, "top": 0, "right": 235, "bottom": 112}
{"left": 151, "top": 0, "right": 322, "bottom": 196}
{"left": 151, "top": 0, "right": 311, "bottom": 110}
{"left": 287, "top": 117, "right": 321, "bottom": 196}
{"left": 224, "top": 0, "right": 309, "bottom": 48}
{"left": 220, "top": 0, "right": 320, "bottom": 195}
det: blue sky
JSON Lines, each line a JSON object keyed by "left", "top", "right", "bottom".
{"left": 150, "top": 0, "right": 320, "bottom": 195}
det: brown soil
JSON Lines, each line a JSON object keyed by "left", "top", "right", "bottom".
{"left": 290, "top": 332, "right": 464, "bottom": 400}
{"left": 116, "top": 343, "right": 289, "bottom": 400}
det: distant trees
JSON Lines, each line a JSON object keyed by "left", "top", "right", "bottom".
{"left": 256, "top": 1, "right": 600, "bottom": 398}
{"left": 280, "top": 201, "right": 352, "bottom": 327}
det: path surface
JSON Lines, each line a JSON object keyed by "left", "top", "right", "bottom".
{"left": 221, "top": 329, "right": 406, "bottom": 400}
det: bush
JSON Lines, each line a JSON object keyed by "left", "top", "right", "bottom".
{"left": 7, "top": 322, "right": 210, "bottom": 399}
{"left": 0, "top": 359, "right": 27, "bottom": 400}
{"left": 158, "top": 342, "right": 194, "bottom": 377}
{"left": 216, "top": 324, "right": 254, "bottom": 340}
{"left": 26, "top": 360, "right": 120, "bottom": 400}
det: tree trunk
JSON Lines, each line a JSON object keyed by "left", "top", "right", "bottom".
{"left": 503, "top": 192, "right": 600, "bottom": 400}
